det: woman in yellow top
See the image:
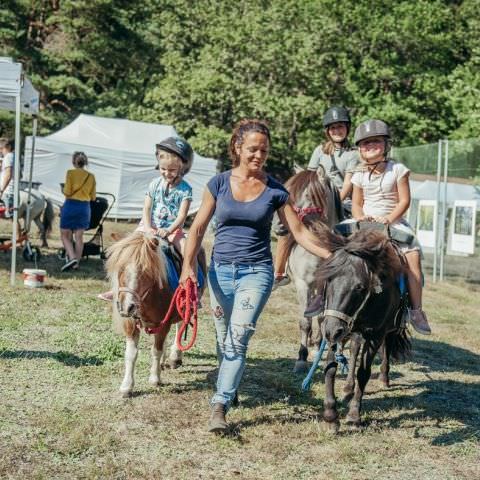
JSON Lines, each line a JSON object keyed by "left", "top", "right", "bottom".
{"left": 60, "top": 151, "right": 96, "bottom": 271}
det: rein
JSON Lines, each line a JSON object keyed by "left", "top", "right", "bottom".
{"left": 117, "top": 279, "right": 199, "bottom": 352}
{"left": 144, "top": 279, "right": 199, "bottom": 352}
{"left": 293, "top": 205, "right": 323, "bottom": 222}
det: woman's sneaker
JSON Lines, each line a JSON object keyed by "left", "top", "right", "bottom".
{"left": 61, "top": 258, "right": 78, "bottom": 272}
{"left": 409, "top": 308, "right": 431, "bottom": 335}
{"left": 272, "top": 274, "right": 290, "bottom": 291}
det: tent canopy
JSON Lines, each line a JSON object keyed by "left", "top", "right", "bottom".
{"left": 410, "top": 180, "right": 480, "bottom": 208}
{"left": 24, "top": 114, "right": 217, "bottom": 219}
{"left": 0, "top": 57, "right": 39, "bottom": 115}
{"left": 0, "top": 57, "right": 40, "bottom": 286}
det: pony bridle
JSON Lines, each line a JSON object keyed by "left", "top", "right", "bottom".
{"left": 293, "top": 205, "right": 324, "bottom": 222}
{"left": 323, "top": 271, "right": 383, "bottom": 329}
{"left": 116, "top": 286, "right": 151, "bottom": 319}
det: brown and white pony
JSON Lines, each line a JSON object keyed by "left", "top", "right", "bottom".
{"left": 106, "top": 232, "right": 205, "bottom": 397}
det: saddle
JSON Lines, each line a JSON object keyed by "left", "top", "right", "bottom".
{"left": 334, "top": 220, "right": 414, "bottom": 245}
{"left": 160, "top": 242, "right": 204, "bottom": 291}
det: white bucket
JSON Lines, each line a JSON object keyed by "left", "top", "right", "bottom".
{"left": 23, "top": 269, "right": 47, "bottom": 288}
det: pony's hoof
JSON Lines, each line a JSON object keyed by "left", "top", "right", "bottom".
{"left": 169, "top": 359, "right": 183, "bottom": 370}
{"left": 148, "top": 376, "right": 161, "bottom": 387}
{"left": 345, "top": 414, "right": 361, "bottom": 428}
{"left": 120, "top": 389, "right": 132, "bottom": 398}
{"left": 293, "top": 360, "right": 308, "bottom": 374}
{"left": 322, "top": 420, "right": 339, "bottom": 434}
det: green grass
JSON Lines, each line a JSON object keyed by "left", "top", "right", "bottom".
{"left": 0, "top": 218, "right": 479, "bottom": 479}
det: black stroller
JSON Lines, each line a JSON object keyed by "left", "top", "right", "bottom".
{"left": 59, "top": 192, "right": 115, "bottom": 260}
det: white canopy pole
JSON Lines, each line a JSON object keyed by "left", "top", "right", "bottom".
{"left": 25, "top": 115, "right": 38, "bottom": 231}
{"left": 10, "top": 93, "right": 21, "bottom": 286}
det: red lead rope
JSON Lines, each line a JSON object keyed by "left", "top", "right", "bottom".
{"left": 144, "top": 278, "right": 199, "bottom": 352}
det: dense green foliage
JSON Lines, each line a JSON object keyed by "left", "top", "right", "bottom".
{"left": 1, "top": 0, "right": 480, "bottom": 171}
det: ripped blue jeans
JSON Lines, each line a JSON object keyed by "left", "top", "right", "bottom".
{"left": 208, "top": 260, "right": 274, "bottom": 409}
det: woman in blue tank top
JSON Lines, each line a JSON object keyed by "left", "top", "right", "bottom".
{"left": 179, "top": 119, "right": 331, "bottom": 434}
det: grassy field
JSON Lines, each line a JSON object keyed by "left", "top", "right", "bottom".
{"left": 0, "top": 218, "right": 479, "bottom": 479}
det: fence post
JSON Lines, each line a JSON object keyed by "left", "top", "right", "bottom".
{"left": 433, "top": 139, "right": 443, "bottom": 283}
{"left": 439, "top": 139, "right": 449, "bottom": 281}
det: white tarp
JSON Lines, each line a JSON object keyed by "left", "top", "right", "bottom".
{"left": 24, "top": 114, "right": 218, "bottom": 218}
{"left": 0, "top": 57, "right": 40, "bottom": 285}
{"left": 0, "top": 58, "right": 39, "bottom": 114}
{"left": 410, "top": 180, "right": 480, "bottom": 209}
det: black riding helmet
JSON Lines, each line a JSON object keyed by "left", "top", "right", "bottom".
{"left": 322, "top": 106, "right": 351, "bottom": 128}
{"left": 353, "top": 119, "right": 391, "bottom": 145}
{"left": 155, "top": 136, "right": 194, "bottom": 175}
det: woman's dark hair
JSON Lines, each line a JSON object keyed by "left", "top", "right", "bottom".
{"left": 72, "top": 151, "right": 88, "bottom": 168}
{"left": 229, "top": 119, "right": 271, "bottom": 167}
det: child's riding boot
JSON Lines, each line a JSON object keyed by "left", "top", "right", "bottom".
{"left": 304, "top": 294, "right": 326, "bottom": 318}
{"left": 409, "top": 308, "right": 431, "bottom": 335}
{"left": 272, "top": 273, "right": 290, "bottom": 291}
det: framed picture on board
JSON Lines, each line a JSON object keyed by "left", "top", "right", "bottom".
{"left": 450, "top": 200, "right": 476, "bottom": 254}
{"left": 416, "top": 200, "right": 438, "bottom": 249}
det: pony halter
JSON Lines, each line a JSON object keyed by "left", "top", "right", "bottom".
{"left": 293, "top": 205, "right": 324, "bottom": 222}
{"left": 323, "top": 272, "right": 383, "bottom": 328}
{"left": 116, "top": 286, "right": 151, "bottom": 319}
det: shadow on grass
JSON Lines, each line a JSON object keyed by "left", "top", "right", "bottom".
{"left": 363, "top": 378, "right": 480, "bottom": 446}
{"left": 0, "top": 349, "right": 104, "bottom": 367}
{"left": 411, "top": 337, "right": 480, "bottom": 376}
{"left": 231, "top": 338, "right": 480, "bottom": 443}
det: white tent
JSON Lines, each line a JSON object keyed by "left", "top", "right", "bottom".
{"left": 24, "top": 114, "right": 217, "bottom": 218}
{"left": 0, "top": 57, "right": 40, "bottom": 286}
{"left": 411, "top": 180, "right": 480, "bottom": 208}
{"left": 0, "top": 75, "right": 39, "bottom": 115}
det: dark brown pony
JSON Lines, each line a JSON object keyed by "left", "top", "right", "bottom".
{"left": 106, "top": 232, "right": 206, "bottom": 397}
{"left": 313, "top": 226, "right": 411, "bottom": 430}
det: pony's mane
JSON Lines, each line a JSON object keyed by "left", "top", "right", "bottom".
{"left": 317, "top": 229, "right": 405, "bottom": 283}
{"left": 285, "top": 169, "right": 332, "bottom": 221}
{"left": 105, "top": 232, "right": 167, "bottom": 286}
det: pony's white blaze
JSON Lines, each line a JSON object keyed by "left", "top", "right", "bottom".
{"left": 122, "top": 264, "right": 138, "bottom": 313}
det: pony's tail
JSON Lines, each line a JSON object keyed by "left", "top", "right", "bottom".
{"left": 42, "top": 198, "right": 54, "bottom": 236}
{"left": 386, "top": 328, "right": 412, "bottom": 363}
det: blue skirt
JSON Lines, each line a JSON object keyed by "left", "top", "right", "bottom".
{"left": 60, "top": 199, "right": 91, "bottom": 230}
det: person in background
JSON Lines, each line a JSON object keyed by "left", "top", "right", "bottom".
{"left": 178, "top": 119, "right": 331, "bottom": 433}
{"left": 98, "top": 137, "right": 193, "bottom": 301}
{"left": 60, "top": 151, "right": 96, "bottom": 271}
{"left": 273, "top": 106, "right": 359, "bottom": 290}
{"left": 0, "top": 138, "right": 16, "bottom": 219}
